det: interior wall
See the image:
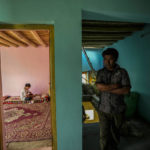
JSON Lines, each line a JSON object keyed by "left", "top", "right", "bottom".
{"left": 0, "top": 1, "right": 82, "bottom": 150}
{"left": 109, "top": 25, "right": 150, "bottom": 121}
{"left": 82, "top": 0, "right": 150, "bottom": 23}
{"left": 0, "top": 47, "right": 50, "bottom": 96}
{"left": 82, "top": 49, "right": 103, "bottom": 72}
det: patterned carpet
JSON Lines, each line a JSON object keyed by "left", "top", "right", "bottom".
{"left": 3, "top": 102, "right": 52, "bottom": 143}
{"left": 7, "top": 139, "right": 52, "bottom": 150}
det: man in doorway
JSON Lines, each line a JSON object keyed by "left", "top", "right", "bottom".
{"left": 96, "top": 48, "right": 131, "bottom": 150}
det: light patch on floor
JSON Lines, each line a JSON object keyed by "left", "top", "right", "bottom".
{"left": 7, "top": 139, "right": 52, "bottom": 150}
{"left": 31, "top": 147, "right": 52, "bottom": 150}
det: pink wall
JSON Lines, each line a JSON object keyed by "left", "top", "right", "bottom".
{"left": 0, "top": 47, "right": 50, "bottom": 96}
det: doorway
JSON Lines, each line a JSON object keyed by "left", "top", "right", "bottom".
{"left": 0, "top": 25, "right": 57, "bottom": 150}
{"left": 81, "top": 19, "right": 150, "bottom": 150}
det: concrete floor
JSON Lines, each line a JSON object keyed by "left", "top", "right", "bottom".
{"left": 83, "top": 118, "right": 150, "bottom": 150}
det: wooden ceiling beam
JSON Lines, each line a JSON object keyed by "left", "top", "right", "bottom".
{"left": 82, "top": 37, "right": 124, "bottom": 40}
{"left": 30, "top": 31, "right": 47, "bottom": 47}
{"left": 82, "top": 26, "right": 143, "bottom": 32}
{"left": 83, "top": 47, "right": 104, "bottom": 49}
{"left": 82, "top": 32, "right": 132, "bottom": 37}
{"left": 0, "top": 31, "right": 28, "bottom": 47}
{"left": 82, "top": 20, "right": 145, "bottom": 49}
{"left": 0, "top": 37, "right": 18, "bottom": 47}
{"left": 82, "top": 39, "right": 118, "bottom": 43}
{"left": 0, "top": 42, "right": 9, "bottom": 47}
{"left": 83, "top": 41, "right": 116, "bottom": 44}
{"left": 83, "top": 42, "right": 117, "bottom": 47}
{"left": 82, "top": 20, "right": 145, "bottom": 27}
{"left": 83, "top": 45, "right": 105, "bottom": 48}
{"left": 82, "top": 45, "right": 109, "bottom": 49}
{"left": 82, "top": 34, "right": 132, "bottom": 38}
{"left": 8, "top": 31, "right": 38, "bottom": 47}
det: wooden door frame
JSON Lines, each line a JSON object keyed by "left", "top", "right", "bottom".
{"left": 0, "top": 24, "right": 57, "bottom": 150}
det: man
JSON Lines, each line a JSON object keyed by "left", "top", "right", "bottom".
{"left": 20, "top": 83, "right": 33, "bottom": 101}
{"left": 96, "top": 48, "right": 131, "bottom": 150}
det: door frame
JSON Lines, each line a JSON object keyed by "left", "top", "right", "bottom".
{"left": 0, "top": 24, "right": 57, "bottom": 150}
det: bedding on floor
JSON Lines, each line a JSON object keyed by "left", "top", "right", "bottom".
{"left": 3, "top": 96, "right": 50, "bottom": 104}
{"left": 3, "top": 102, "right": 52, "bottom": 143}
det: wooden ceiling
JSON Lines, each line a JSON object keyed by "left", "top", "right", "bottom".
{"left": 0, "top": 30, "right": 49, "bottom": 47}
{"left": 0, "top": 21, "right": 145, "bottom": 49}
{"left": 82, "top": 20, "right": 145, "bottom": 49}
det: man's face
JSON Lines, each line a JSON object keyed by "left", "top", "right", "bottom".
{"left": 103, "top": 55, "right": 116, "bottom": 70}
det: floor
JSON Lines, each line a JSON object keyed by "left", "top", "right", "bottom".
{"left": 6, "top": 117, "right": 150, "bottom": 150}
{"left": 83, "top": 117, "right": 150, "bottom": 150}
{"left": 7, "top": 139, "right": 52, "bottom": 150}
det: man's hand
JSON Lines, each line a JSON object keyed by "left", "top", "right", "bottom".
{"left": 109, "top": 87, "right": 131, "bottom": 95}
{"left": 111, "top": 84, "right": 121, "bottom": 89}
{"left": 96, "top": 83, "right": 130, "bottom": 95}
{"left": 96, "top": 83, "right": 121, "bottom": 92}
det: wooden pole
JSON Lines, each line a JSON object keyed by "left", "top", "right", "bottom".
{"left": 82, "top": 47, "right": 95, "bottom": 72}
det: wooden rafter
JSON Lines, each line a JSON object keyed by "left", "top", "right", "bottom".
{"left": 0, "top": 31, "right": 28, "bottom": 47}
{"left": 0, "top": 37, "right": 18, "bottom": 47}
{"left": 83, "top": 41, "right": 114, "bottom": 45}
{"left": 8, "top": 31, "right": 38, "bottom": 47}
{"left": 82, "top": 26, "right": 143, "bottom": 33}
{"left": 82, "top": 20, "right": 145, "bottom": 27}
{"left": 30, "top": 31, "right": 47, "bottom": 47}
{"left": 83, "top": 37, "right": 125, "bottom": 40}
{"left": 83, "top": 40, "right": 117, "bottom": 42}
{"left": 83, "top": 45, "right": 108, "bottom": 49}
{"left": 82, "top": 32, "right": 132, "bottom": 37}
{"left": 82, "top": 20, "right": 145, "bottom": 48}
{"left": 0, "top": 42, "right": 9, "bottom": 47}
{"left": 0, "top": 30, "right": 49, "bottom": 47}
